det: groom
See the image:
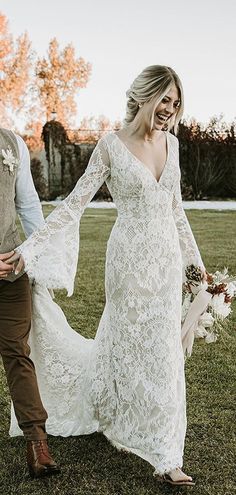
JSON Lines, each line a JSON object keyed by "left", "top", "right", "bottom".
{"left": 0, "top": 127, "right": 59, "bottom": 478}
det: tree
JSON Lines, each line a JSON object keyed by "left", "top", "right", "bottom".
{"left": 36, "top": 38, "right": 91, "bottom": 127}
{"left": 0, "top": 13, "right": 32, "bottom": 127}
{"left": 23, "top": 120, "right": 44, "bottom": 151}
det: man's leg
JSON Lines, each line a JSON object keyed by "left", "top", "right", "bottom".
{"left": 0, "top": 274, "right": 47, "bottom": 439}
{"left": 0, "top": 274, "right": 60, "bottom": 477}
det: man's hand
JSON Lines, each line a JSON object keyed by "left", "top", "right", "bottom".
{"left": 5, "top": 251, "right": 25, "bottom": 275}
{"left": 0, "top": 251, "right": 15, "bottom": 278}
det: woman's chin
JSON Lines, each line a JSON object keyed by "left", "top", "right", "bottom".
{"left": 153, "top": 122, "right": 165, "bottom": 131}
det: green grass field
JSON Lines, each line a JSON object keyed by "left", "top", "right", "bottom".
{"left": 0, "top": 207, "right": 235, "bottom": 495}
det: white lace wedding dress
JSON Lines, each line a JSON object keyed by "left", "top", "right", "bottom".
{"left": 10, "top": 131, "right": 204, "bottom": 475}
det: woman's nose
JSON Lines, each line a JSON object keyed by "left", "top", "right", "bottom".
{"left": 165, "top": 102, "right": 174, "bottom": 114}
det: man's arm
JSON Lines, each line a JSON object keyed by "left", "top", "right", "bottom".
{"left": 15, "top": 134, "right": 45, "bottom": 237}
{"left": 0, "top": 135, "right": 45, "bottom": 277}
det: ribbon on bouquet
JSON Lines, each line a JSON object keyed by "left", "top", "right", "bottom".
{"left": 181, "top": 288, "right": 212, "bottom": 357}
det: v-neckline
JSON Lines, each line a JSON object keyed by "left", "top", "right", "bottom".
{"left": 113, "top": 131, "right": 169, "bottom": 185}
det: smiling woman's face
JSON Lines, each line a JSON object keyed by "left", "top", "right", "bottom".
{"left": 152, "top": 85, "right": 180, "bottom": 130}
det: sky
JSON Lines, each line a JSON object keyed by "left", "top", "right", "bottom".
{"left": 1, "top": 0, "right": 236, "bottom": 127}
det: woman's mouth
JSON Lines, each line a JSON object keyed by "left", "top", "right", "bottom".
{"left": 155, "top": 113, "right": 170, "bottom": 123}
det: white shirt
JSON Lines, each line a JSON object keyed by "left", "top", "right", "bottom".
{"left": 15, "top": 134, "right": 45, "bottom": 237}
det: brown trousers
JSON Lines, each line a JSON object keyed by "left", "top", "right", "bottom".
{"left": 0, "top": 273, "right": 48, "bottom": 440}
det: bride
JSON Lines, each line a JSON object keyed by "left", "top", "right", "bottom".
{"left": 7, "top": 65, "right": 206, "bottom": 486}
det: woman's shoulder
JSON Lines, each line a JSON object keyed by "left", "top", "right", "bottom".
{"left": 97, "top": 132, "right": 119, "bottom": 153}
{"left": 95, "top": 132, "right": 118, "bottom": 161}
{"left": 168, "top": 131, "right": 178, "bottom": 142}
{"left": 167, "top": 131, "right": 179, "bottom": 148}
{"left": 98, "top": 131, "right": 116, "bottom": 145}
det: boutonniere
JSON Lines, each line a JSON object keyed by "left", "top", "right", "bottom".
{"left": 1, "top": 146, "right": 19, "bottom": 174}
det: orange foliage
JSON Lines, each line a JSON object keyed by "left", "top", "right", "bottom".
{"left": 23, "top": 121, "right": 44, "bottom": 152}
{"left": 0, "top": 13, "right": 32, "bottom": 127}
{"left": 36, "top": 38, "right": 91, "bottom": 127}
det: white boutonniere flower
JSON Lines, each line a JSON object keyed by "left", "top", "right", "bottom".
{"left": 1, "top": 146, "right": 19, "bottom": 174}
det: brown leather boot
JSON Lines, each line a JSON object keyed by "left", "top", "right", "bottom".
{"left": 27, "top": 440, "right": 60, "bottom": 478}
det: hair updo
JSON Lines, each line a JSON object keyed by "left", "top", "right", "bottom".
{"left": 124, "top": 65, "right": 184, "bottom": 134}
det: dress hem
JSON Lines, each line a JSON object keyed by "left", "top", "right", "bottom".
{"left": 103, "top": 431, "right": 183, "bottom": 476}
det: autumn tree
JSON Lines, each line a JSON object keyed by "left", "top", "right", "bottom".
{"left": 36, "top": 38, "right": 91, "bottom": 127}
{"left": 0, "top": 13, "right": 32, "bottom": 127}
{"left": 23, "top": 120, "right": 44, "bottom": 151}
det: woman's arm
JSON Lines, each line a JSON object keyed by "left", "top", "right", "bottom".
{"left": 172, "top": 138, "right": 205, "bottom": 274}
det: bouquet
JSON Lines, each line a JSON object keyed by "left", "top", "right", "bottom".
{"left": 181, "top": 265, "right": 236, "bottom": 356}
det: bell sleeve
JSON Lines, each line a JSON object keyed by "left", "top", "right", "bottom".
{"left": 16, "top": 136, "right": 111, "bottom": 296}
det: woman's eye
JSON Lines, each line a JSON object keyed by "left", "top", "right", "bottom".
{"left": 162, "top": 98, "right": 180, "bottom": 108}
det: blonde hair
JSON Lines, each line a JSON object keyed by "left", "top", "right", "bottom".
{"left": 124, "top": 65, "right": 184, "bottom": 135}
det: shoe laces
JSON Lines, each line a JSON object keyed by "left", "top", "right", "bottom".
{"left": 32, "top": 440, "right": 50, "bottom": 460}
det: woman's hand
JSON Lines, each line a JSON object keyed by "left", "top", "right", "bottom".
{"left": 5, "top": 251, "right": 25, "bottom": 275}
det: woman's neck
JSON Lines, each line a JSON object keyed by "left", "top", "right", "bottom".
{"left": 123, "top": 123, "right": 163, "bottom": 143}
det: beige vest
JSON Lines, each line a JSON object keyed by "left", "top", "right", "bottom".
{"left": 0, "top": 128, "right": 23, "bottom": 281}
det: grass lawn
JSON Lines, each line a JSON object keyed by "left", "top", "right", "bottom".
{"left": 0, "top": 207, "right": 235, "bottom": 495}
